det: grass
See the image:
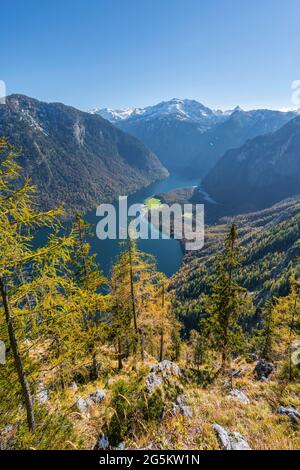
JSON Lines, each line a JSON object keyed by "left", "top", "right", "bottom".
{"left": 2, "top": 355, "right": 300, "bottom": 450}
{"left": 145, "top": 197, "right": 163, "bottom": 209}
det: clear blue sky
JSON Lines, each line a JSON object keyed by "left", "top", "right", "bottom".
{"left": 1, "top": 0, "right": 300, "bottom": 111}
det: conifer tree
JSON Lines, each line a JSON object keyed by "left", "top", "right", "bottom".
{"left": 269, "top": 272, "right": 300, "bottom": 380}
{"left": 256, "top": 299, "right": 277, "bottom": 361}
{"left": 69, "top": 214, "right": 107, "bottom": 379}
{"left": 0, "top": 139, "right": 67, "bottom": 430}
{"left": 287, "top": 274, "right": 300, "bottom": 380}
{"left": 204, "top": 224, "right": 253, "bottom": 373}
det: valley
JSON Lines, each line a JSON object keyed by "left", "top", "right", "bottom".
{"left": 1, "top": 95, "right": 300, "bottom": 452}
{"left": 2, "top": 1, "right": 300, "bottom": 455}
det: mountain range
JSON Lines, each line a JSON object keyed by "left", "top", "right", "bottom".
{"left": 1, "top": 94, "right": 300, "bottom": 218}
{"left": 0, "top": 95, "right": 168, "bottom": 214}
{"left": 93, "top": 98, "right": 298, "bottom": 177}
{"left": 203, "top": 115, "right": 300, "bottom": 214}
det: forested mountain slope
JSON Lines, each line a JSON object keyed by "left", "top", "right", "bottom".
{"left": 0, "top": 95, "right": 168, "bottom": 214}
{"left": 172, "top": 196, "right": 300, "bottom": 328}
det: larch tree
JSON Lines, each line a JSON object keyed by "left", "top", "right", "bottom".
{"left": 0, "top": 139, "right": 70, "bottom": 430}
{"left": 269, "top": 272, "right": 300, "bottom": 380}
{"left": 68, "top": 214, "right": 108, "bottom": 380}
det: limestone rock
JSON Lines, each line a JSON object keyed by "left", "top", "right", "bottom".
{"left": 146, "top": 372, "right": 163, "bottom": 393}
{"left": 89, "top": 389, "right": 106, "bottom": 404}
{"left": 228, "top": 389, "right": 250, "bottom": 404}
{"left": 36, "top": 382, "right": 49, "bottom": 404}
{"left": 151, "top": 360, "right": 182, "bottom": 378}
{"left": 75, "top": 396, "right": 92, "bottom": 417}
{"left": 278, "top": 406, "right": 300, "bottom": 424}
{"left": 146, "top": 360, "right": 182, "bottom": 393}
{"left": 98, "top": 435, "right": 109, "bottom": 450}
{"left": 172, "top": 395, "right": 193, "bottom": 418}
{"left": 213, "top": 424, "right": 251, "bottom": 450}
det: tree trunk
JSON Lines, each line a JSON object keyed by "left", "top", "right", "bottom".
{"left": 288, "top": 296, "right": 297, "bottom": 381}
{"left": 117, "top": 338, "right": 123, "bottom": 370}
{"left": 159, "top": 328, "right": 164, "bottom": 362}
{"left": 91, "top": 351, "right": 99, "bottom": 380}
{"left": 140, "top": 329, "right": 145, "bottom": 362}
{"left": 0, "top": 277, "right": 35, "bottom": 431}
{"left": 128, "top": 242, "right": 138, "bottom": 334}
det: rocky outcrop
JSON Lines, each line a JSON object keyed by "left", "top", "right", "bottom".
{"left": 89, "top": 389, "right": 106, "bottom": 404}
{"left": 278, "top": 406, "right": 300, "bottom": 424}
{"left": 172, "top": 395, "right": 193, "bottom": 418}
{"left": 145, "top": 360, "right": 182, "bottom": 393}
{"left": 228, "top": 389, "right": 250, "bottom": 404}
{"left": 75, "top": 397, "right": 92, "bottom": 417}
{"left": 74, "top": 389, "right": 106, "bottom": 417}
{"left": 36, "top": 382, "right": 49, "bottom": 404}
{"left": 0, "top": 94, "right": 168, "bottom": 214}
{"left": 97, "top": 434, "right": 109, "bottom": 450}
{"left": 213, "top": 424, "right": 252, "bottom": 450}
{"left": 254, "top": 359, "right": 273, "bottom": 381}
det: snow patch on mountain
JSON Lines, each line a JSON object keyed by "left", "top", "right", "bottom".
{"left": 89, "top": 98, "right": 239, "bottom": 124}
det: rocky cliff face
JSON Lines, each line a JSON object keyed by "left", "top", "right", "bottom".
{"left": 94, "top": 99, "right": 297, "bottom": 177}
{"left": 203, "top": 116, "right": 300, "bottom": 213}
{"left": 0, "top": 95, "right": 168, "bottom": 214}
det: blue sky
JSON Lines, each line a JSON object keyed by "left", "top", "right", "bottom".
{"left": 1, "top": 0, "right": 300, "bottom": 111}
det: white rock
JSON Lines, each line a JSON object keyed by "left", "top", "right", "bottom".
{"left": 36, "top": 382, "right": 49, "bottom": 404}
{"left": 98, "top": 435, "right": 109, "bottom": 450}
{"left": 213, "top": 424, "right": 252, "bottom": 450}
{"left": 70, "top": 381, "right": 78, "bottom": 393}
{"left": 146, "top": 361, "right": 182, "bottom": 393}
{"left": 145, "top": 372, "right": 163, "bottom": 393}
{"left": 89, "top": 389, "right": 106, "bottom": 404}
{"left": 228, "top": 389, "right": 250, "bottom": 404}
{"left": 172, "top": 395, "right": 193, "bottom": 418}
{"left": 75, "top": 397, "right": 91, "bottom": 417}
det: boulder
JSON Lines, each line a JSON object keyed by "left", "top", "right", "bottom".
{"left": 113, "top": 442, "right": 125, "bottom": 450}
{"left": 228, "top": 389, "right": 250, "bottom": 404}
{"left": 172, "top": 395, "right": 193, "bottom": 418}
{"left": 146, "top": 372, "right": 163, "bottom": 393}
{"left": 75, "top": 396, "right": 92, "bottom": 417}
{"left": 213, "top": 424, "right": 252, "bottom": 450}
{"left": 89, "top": 389, "right": 106, "bottom": 404}
{"left": 36, "top": 382, "right": 49, "bottom": 404}
{"left": 146, "top": 361, "right": 182, "bottom": 393}
{"left": 70, "top": 381, "right": 78, "bottom": 393}
{"left": 278, "top": 406, "right": 300, "bottom": 424}
{"left": 98, "top": 434, "right": 109, "bottom": 450}
{"left": 254, "top": 359, "right": 273, "bottom": 380}
{"left": 151, "top": 360, "right": 182, "bottom": 378}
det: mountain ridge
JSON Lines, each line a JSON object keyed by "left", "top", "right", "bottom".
{"left": 0, "top": 94, "right": 168, "bottom": 214}
{"left": 92, "top": 98, "right": 298, "bottom": 176}
{"left": 202, "top": 115, "right": 300, "bottom": 213}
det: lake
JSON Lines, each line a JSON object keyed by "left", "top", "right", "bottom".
{"left": 85, "top": 174, "right": 200, "bottom": 277}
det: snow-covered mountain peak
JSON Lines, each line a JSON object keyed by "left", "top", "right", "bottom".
{"left": 89, "top": 107, "right": 142, "bottom": 122}
{"left": 90, "top": 98, "right": 219, "bottom": 124}
{"left": 140, "top": 98, "right": 214, "bottom": 121}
